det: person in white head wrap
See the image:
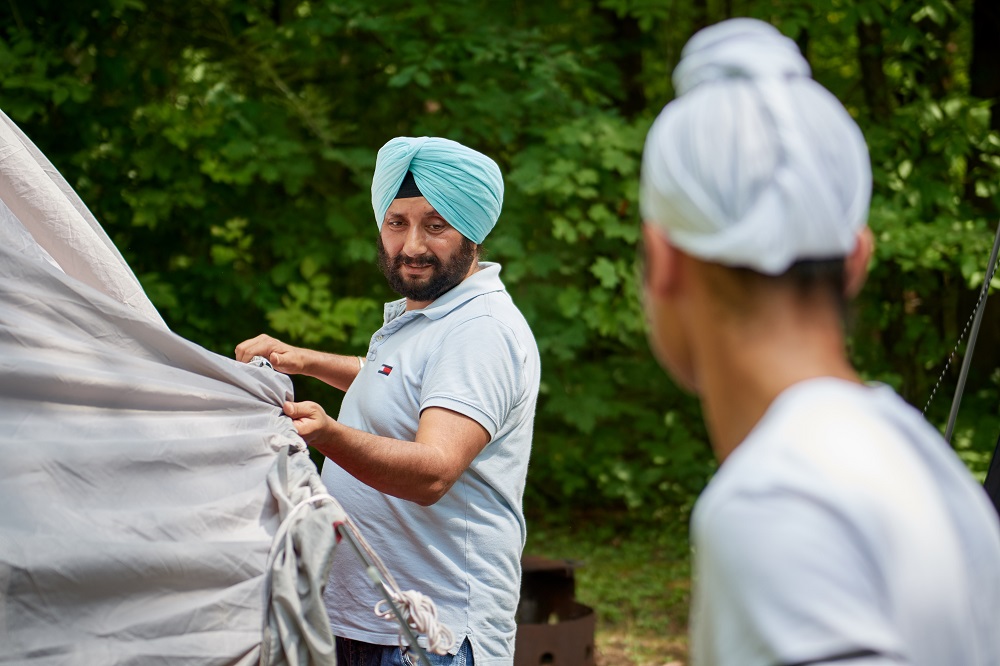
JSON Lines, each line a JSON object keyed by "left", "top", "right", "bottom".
{"left": 237, "top": 136, "right": 540, "bottom": 666}
{"left": 641, "top": 18, "right": 872, "bottom": 274}
{"left": 639, "top": 18, "right": 1000, "bottom": 666}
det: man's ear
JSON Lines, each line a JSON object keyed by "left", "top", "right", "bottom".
{"left": 845, "top": 227, "right": 874, "bottom": 298}
{"left": 641, "top": 223, "right": 679, "bottom": 299}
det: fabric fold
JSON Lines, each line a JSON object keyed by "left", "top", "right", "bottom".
{"left": 0, "top": 110, "right": 339, "bottom": 666}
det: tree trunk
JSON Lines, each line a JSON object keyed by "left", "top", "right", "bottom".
{"left": 965, "top": 0, "right": 1000, "bottom": 213}
{"left": 913, "top": 14, "right": 957, "bottom": 99}
{"left": 856, "top": 18, "right": 892, "bottom": 121}
{"left": 692, "top": 0, "right": 708, "bottom": 33}
{"left": 796, "top": 27, "right": 810, "bottom": 68}
{"left": 597, "top": 5, "right": 646, "bottom": 119}
{"left": 970, "top": 0, "right": 1000, "bottom": 132}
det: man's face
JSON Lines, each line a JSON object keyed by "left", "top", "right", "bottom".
{"left": 377, "top": 196, "right": 478, "bottom": 305}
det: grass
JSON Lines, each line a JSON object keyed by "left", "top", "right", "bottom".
{"left": 524, "top": 511, "right": 693, "bottom": 666}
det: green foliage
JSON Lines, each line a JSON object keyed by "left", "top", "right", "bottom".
{"left": 1, "top": 0, "right": 997, "bottom": 515}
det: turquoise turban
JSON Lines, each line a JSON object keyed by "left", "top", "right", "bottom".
{"left": 371, "top": 137, "right": 504, "bottom": 244}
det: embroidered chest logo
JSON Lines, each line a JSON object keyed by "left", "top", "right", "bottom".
{"left": 378, "top": 364, "right": 393, "bottom": 376}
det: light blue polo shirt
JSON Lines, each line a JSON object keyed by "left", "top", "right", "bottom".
{"left": 320, "top": 262, "right": 540, "bottom": 666}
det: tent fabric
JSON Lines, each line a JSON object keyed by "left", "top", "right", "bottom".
{"left": 0, "top": 110, "right": 340, "bottom": 664}
{"left": 0, "top": 111, "right": 166, "bottom": 328}
{"left": 262, "top": 449, "right": 346, "bottom": 666}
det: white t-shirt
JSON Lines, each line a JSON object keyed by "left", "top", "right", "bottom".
{"left": 321, "top": 263, "right": 540, "bottom": 666}
{"left": 691, "top": 378, "right": 1000, "bottom": 666}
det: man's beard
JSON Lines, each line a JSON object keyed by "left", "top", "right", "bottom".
{"left": 377, "top": 236, "right": 478, "bottom": 303}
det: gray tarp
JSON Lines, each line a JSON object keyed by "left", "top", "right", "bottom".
{"left": 0, "top": 110, "right": 341, "bottom": 665}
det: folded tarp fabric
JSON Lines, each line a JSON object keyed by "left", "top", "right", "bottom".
{"left": 0, "top": 110, "right": 165, "bottom": 328}
{"left": 0, "top": 110, "right": 340, "bottom": 665}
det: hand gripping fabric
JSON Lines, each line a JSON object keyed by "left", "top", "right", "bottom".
{"left": 640, "top": 18, "right": 872, "bottom": 275}
{"left": 371, "top": 136, "right": 504, "bottom": 244}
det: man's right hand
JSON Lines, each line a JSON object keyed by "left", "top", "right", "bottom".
{"left": 235, "top": 334, "right": 308, "bottom": 375}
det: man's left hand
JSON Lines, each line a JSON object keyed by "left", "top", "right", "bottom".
{"left": 283, "top": 400, "right": 334, "bottom": 445}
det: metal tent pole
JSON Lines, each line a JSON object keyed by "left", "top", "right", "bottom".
{"left": 335, "top": 523, "right": 433, "bottom": 666}
{"left": 944, "top": 218, "right": 1000, "bottom": 444}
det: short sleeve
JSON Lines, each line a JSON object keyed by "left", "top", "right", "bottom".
{"left": 691, "top": 489, "right": 904, "bottom": 666}
{"left": 419, "top": 316, "right": 524, "bottom": 439}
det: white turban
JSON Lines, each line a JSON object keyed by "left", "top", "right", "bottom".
{"left": 640, "top": 18, "right": 872, "bottom": 274}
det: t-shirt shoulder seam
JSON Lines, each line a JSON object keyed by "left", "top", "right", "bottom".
{"left": 426, "top": 310, "right": 525, "bottom": 357}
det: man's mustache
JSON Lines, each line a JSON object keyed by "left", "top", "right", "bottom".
{"left": 395, "top": 254, "right": 441, "bottom": 269}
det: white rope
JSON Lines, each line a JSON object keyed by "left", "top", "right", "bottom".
{"left": 336, "top": 510, "right": 456, "bottom": 655}
{"left": 922, "top": 248, "right": 1000, "bottom": 416}
{"left": 264, "top": 491, "right": 455, "bottom": 655}
{"left": 375, "top": 590, "right": 456, "bottom": 655}
{"left": 265, "top": 493, "right": 337, "bottom": 575}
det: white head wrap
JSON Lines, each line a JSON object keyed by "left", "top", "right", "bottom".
{"left": 640, "top": 18, "right": 872, "bottom": 274}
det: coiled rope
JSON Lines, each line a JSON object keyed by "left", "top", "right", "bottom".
{"left": 265, "top": 492, "right": 455, "bottom": 664}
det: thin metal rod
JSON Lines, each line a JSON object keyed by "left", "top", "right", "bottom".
{"left": 335, "top": 523, "right": 433, "bottom": 666}
{"left": 944, "top": 218, "right": 1000, "bottom": 444}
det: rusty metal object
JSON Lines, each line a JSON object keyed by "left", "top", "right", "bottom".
{"left": 515, "top": 556, "right": 596, "bottom": 665}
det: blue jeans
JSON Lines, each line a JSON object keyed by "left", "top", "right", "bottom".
{"left": 335, "top": 636, "right": 474, "bottom": 666}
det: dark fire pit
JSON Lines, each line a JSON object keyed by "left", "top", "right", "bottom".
{"left": 514, "top": 556, "right": 596, "bottom": 665}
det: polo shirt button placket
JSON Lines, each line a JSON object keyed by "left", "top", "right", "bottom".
{"left": 369, "top": 332, "right": 387, "bottom": 361}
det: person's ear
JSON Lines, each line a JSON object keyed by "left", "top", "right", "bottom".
{"left": 641, "top": 223, "right": 680, "bottom": 299}
{"left": 845, "top": 227, "right": 874, "bottom": 298}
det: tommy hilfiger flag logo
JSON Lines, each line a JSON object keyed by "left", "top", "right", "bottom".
{"left": 378, "top": 364, "right": 393, "bottom": 376}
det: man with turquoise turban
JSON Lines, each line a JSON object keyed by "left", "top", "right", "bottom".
{"left": 237, "top": 137, "right": 540, "bottom": 666}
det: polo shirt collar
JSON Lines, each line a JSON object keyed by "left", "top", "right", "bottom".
{"left": 382, "top": 262, "right": 505, "bottom": 324}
